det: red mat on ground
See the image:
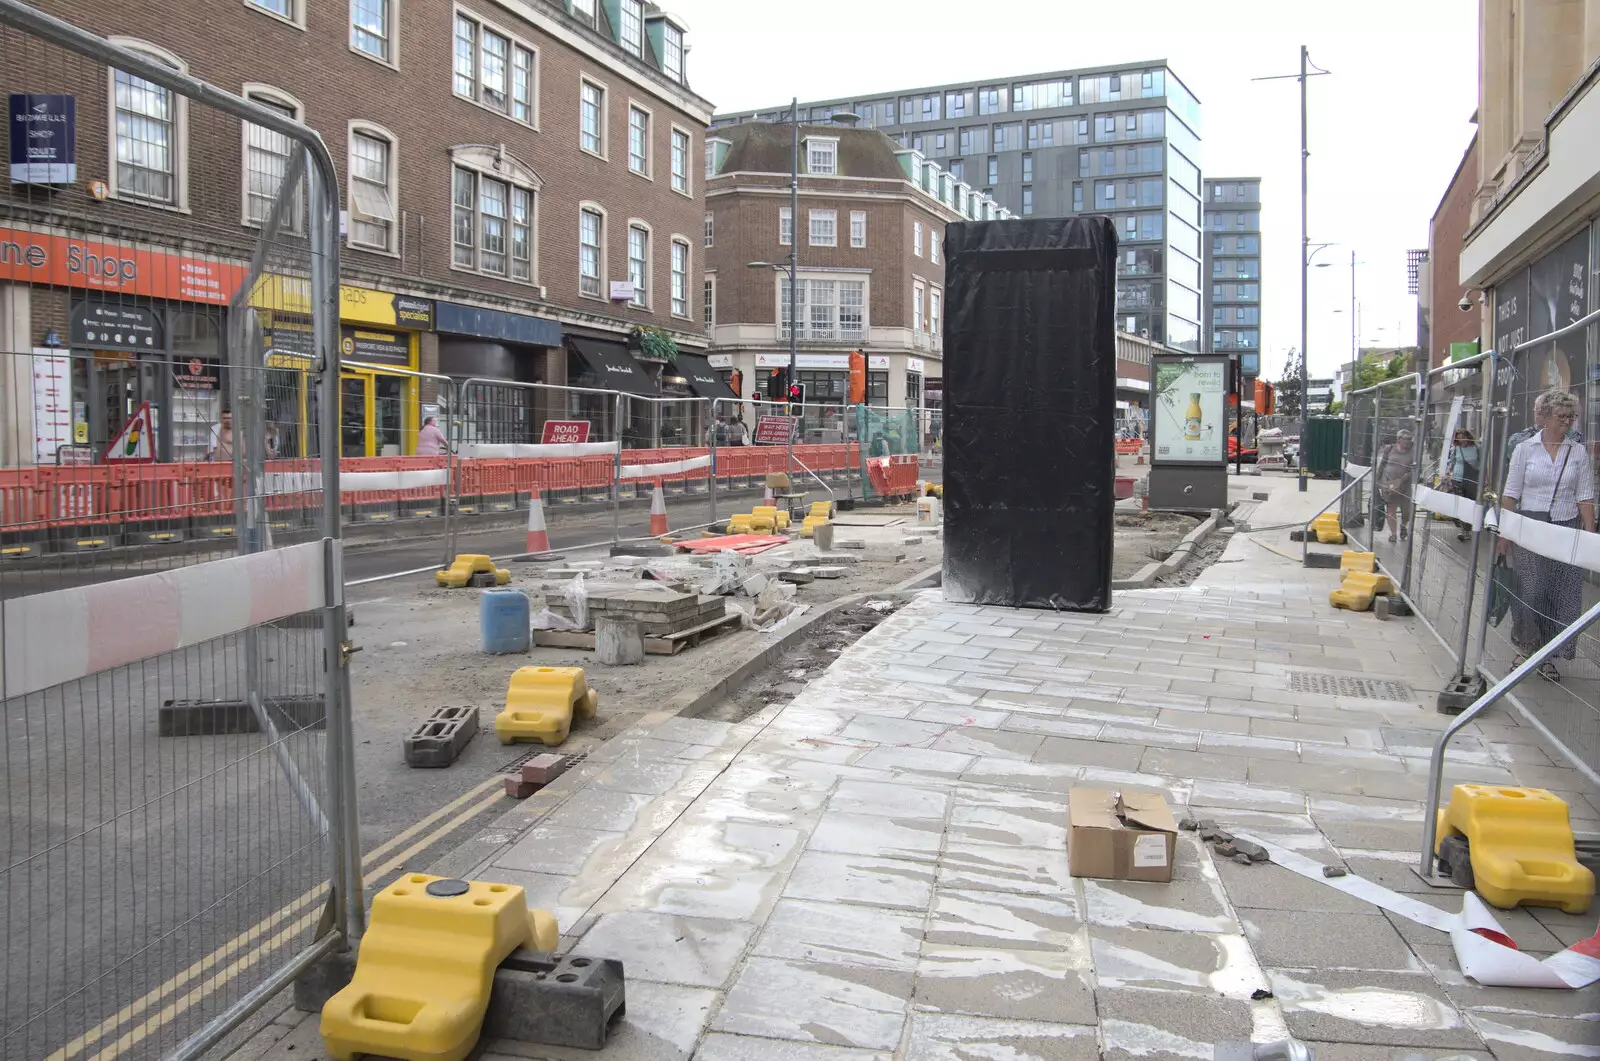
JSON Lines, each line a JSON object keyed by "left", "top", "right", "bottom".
{"left": 676, "top": 534, "right": 789, "bottom": 555}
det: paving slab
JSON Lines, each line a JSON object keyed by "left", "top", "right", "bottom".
{"left": 1267, "top": 969, "right": 1483, "bottom": 1049}
{"left": 1087, "top": 925, "right": 1266, "bottom": 998}
{"left": 1095, "top": 988, "right": 1255, "bottom": 1061}
{"left": 711, "top": 956, "right": 913, "bottom": 1051}
{"left": 487, "top": 979, "right": 716, "bottom": 1061}
{"left": 913, "top": 945, "right": 1095, "bottom": 1023}
{"left": 783, "top": 850, "right": 935, "bottom": 911}
{"left": 902, "top": 1013, "right": 1098, "bottom": 1061}
{"left": 575, "top": 910, "right": 757, "bottom": 989}
{"left": 925, "top": 887, "right": 1085, "bottom": 951}
{"left": 1464, "top": 1011, "right": 1600, "bottom": 1060}
{"left": 753, "top": 898, "right": 924, "bottom": 971}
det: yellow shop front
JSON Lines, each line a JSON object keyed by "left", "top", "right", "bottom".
{"left": 254, "top": 279, "right": 434, "bottom": 457}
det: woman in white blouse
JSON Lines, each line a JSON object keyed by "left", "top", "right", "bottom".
{"left": 1498, "top": 388, "right": 1596, "bottom": 681}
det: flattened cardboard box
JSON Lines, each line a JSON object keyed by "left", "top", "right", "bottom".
{"left": 1068, "top": 786, "right": 1178, "bottom": 883}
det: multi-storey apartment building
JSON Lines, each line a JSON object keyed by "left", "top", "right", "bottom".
{"left": 703, "top": 119, "right": 1011, "bottom": 423}
{"left": 712, "top": 62, "right": 1206, "bottom": 352}
{"left": 1421, "top": 135, "right": 1480, "bottom": 369}
{"left": 0, "top": 0, "right": 711, "bottom": 464}
{"left": 1201, "top": 178, "right": 1262, "bottom": 369}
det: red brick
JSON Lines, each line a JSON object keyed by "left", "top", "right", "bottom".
{"left": 520, "top": 752, "right": 569, "bottom": 785}
{"left": 503, "top": 775, "right": 539, "bottom": 799}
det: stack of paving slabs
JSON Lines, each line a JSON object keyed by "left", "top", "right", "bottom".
{"left": 544, "top": 585, "right": 727, "bottom": 637}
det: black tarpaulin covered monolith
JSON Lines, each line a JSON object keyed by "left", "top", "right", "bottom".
{"left": 942, "top": 217, "right": 1117, "bottom": 610}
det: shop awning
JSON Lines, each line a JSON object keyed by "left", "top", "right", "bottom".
{"left": 673, "top": 353, "right": 739, "bottom": 401}
{"left": 567, "top": 338, "right": 656, "bottom": 397}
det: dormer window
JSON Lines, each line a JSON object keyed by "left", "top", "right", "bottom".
{"left": 662, "top": 24, "right": 683, "bottom": 81}
{"left": 619, "top": 0, "right": 643, "bottom": 57}
{"left": 806, "top": 137, "right": 837, "bottom": 176}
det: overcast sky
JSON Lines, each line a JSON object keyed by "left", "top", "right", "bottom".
{"left": 672, "top": 0, "right": 1479, "bottom": 381}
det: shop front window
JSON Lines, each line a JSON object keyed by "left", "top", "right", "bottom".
{"left": 375, "top": 375, "right": 405, "bottom": 454}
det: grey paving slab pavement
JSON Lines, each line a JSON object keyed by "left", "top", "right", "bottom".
{"left": 235, "top": 475, "right": 1600, "bottom": 1061}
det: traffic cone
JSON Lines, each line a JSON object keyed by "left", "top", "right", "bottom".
{"left": 649, "top": 482, "right": 670, "bottom": 537}
{"left": 526, "top": 490, "right": 553, "bottom": 556}
{"left": 762, "top": 483, "right": 775, "bottom": 508}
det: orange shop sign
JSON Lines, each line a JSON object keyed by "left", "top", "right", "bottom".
{"left": 0, "top": 226, "right": 248, "bottom": 304}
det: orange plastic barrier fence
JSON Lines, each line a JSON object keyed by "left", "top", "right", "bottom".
{"left": 0, "top": 444, "right": 864, "bottom": 533}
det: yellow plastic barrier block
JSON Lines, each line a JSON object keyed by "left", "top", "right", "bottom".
{"left": 435, "top": 554, "right": 511, "bottom": 588}
{"left": 322, "top": 873, "right": 555, "bottom": 1061}
{"left": 1437, "top": 784, "right": 1594, "bottom": 913}
{"left": 728, "top": 514, "right": 755, "bottom": 532}
{"left": 808, "top": 501, "right": 835, "bottom": 519}
{"left": 495, "top": 666, "right": 599, "bottom": 746}
{"left": 1342, "top": 570, "right": 1393, "bottom": 595}
{"left": 800, "top": 515, "right": 829, "bottom": 538}
{"left": 1341, "top": 551, "right": 1377, "bottom": 573}
{"left": 753, "top": 505, "right": 790, "bottom": 530}
{"left": 1329, "top": 582, "right": 1376, "bottom": 611}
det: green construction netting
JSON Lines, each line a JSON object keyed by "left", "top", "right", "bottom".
{"left": 855, "top": 403, "right": 917, "bottom": 500}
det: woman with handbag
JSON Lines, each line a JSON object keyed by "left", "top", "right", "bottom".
{"left": 1376, "top": 429, "right": 1417, "bottom": 543}
{"left": 1498, "top": 388, "right": 1595, "bottom": 682}
{"left": 1443, "top": 427, "right": 1481, "bottom": 542}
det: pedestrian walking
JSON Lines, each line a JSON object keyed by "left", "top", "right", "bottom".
{"left": 1376, "top": 429, "right": 1417, "bottom": 542}
{"left": 1443, "top": 427, "right": 1481, "bottom": 542}
{"left": 1498, "top": 388, "right": 1595, "bottom": 682}
{"left": 728, "top": 415, "right": 748, "bottom": 446}
{"left": 416, "top": 415, "right": 448, "bottom": 456}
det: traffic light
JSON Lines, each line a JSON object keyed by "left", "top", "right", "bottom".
{"left": 765, "top": 368, "right": 788, "bottom": 400}
{"left": 788, "top": 383, "right": 805, "bottom": 407}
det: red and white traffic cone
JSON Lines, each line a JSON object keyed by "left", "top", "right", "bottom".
{"left": 526, "top": 490, "right": 552, "bottom": 556}
{"left": 649, "top": 481, "right": 670, "bottom": 537}
{"left": 762, "top": 483, "right": 775, "bottom": 508}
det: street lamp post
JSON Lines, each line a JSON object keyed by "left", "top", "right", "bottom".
{"left": 1254, "top": 46, "right": 1329, "bottom": 492}
{"left": 747, "top": 97, "right": 801, "bottom": 481}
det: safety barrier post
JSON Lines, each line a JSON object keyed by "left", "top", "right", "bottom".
{"left": 613, "top": 391, "right": 624, "bottom": 546}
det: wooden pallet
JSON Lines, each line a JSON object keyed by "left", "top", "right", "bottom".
{"left": 533, "top": 610, "right": 742, "bottom": 656}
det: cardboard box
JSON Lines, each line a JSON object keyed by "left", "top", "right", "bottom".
{"left": 1067, "top": 787, "right": 1179, "bottom": 882}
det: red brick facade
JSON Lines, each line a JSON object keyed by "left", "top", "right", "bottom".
{"left": 1427, "top": 135, "right": 1482, "bottom": 368}
{"left": 4, "top": 0, "right": 710, "bottom": 347}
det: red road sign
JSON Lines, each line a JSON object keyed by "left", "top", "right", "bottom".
{"left": 753, "top": 415, "right": 797, "bottom": 445}
{"left": 540, "top": 420, "right": 591, "bottom": 444}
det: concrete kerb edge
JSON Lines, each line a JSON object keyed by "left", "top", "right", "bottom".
{"left": 419, "top": 562, "right": 943, "bottom": 887}
{"left": 1112, "top": 508, "right": 1224, "bottom": 591}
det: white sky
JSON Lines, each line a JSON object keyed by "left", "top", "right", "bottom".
{"left": 671, "top": 0, "right": 1480, "bottom": 380}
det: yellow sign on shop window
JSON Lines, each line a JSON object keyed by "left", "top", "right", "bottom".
{"left": 248, "top": 276, "right": 435, "bottom": 331}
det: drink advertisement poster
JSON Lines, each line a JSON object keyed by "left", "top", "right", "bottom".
{"left": 1153, "top": 358, "right": 1227, "bottom": 464}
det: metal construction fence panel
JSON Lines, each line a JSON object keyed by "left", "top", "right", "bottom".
{"left": 1365, "top": 374, "right": 1422, "bottom": 593}
{"left": 1407, "top": 357, "right": 1491, "bottom": 669}
{"left": 0, "top": 8, "right": 357, "bottom": 1061}
{"left": 1473, "top": 315, "right": 1600, "bottom": 784}
{"left": 1340, "top": 390, "right": 1376, "bottom": 546}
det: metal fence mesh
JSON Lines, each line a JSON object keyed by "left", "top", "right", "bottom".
{"left": 1477, "top": 321, "right": 1600, "bottom": 783}
{"left": 1407, "top": 360, "right": 1489, "bottom": 666}
{"left": 0, "top": 15, "right": 348, "bottom": 1059}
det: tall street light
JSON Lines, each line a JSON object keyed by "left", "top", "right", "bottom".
{"left": 746, "top": 97, "right": 800, "bottom": 480}
{"left": 1255, "top": 46, "right": 1330, "bottom": 492}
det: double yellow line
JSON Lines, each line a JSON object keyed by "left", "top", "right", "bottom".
{"left": 52, "top": 777, "right": 509, "bottom": 1061}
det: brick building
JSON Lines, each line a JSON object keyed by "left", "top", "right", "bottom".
{"left": 0, "top": 0, "right": 711, "bottom": 464}
{"left": 1421, "top": 134, "right": 1482, "bottom": 369}
{"left": 703, "top": 119, "right": 1013, "bottom": 432}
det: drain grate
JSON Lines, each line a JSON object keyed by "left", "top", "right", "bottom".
{"left": 501, "top": 747, "right": 590, "bottom": 773}
{"left": 1287, "top": 671, "right": 1414, "bottom": 701}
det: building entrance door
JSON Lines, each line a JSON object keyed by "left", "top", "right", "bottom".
{"left": 340, "top": 374, "right": 369, "bottom": 458}
{"left": 88, "top": 354, "right": 161, "bottom": 458}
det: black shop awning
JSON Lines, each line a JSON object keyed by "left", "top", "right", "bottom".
{"left": 567, "top": 337, "right": 656, "bottom": 396}
{"left": 674, "top": 353, "right": 739, "bottom": 401}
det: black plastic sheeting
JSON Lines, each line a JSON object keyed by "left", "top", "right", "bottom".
{"left": 942, "top": 218, "right": 1118, "bottom": 611}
